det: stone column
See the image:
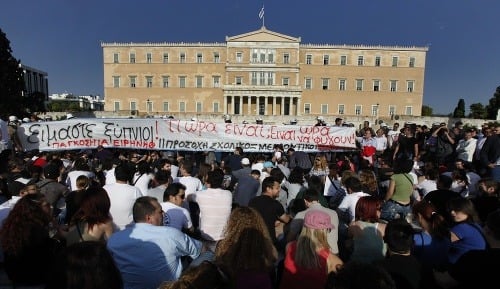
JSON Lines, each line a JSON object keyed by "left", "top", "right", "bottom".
{"left": 264, "top": 96, "right": 268, "bottom": 115}
{"left": 296, "top": 97, "right": 301, "bottom": 116}
{"left": 272, "top": 97, "right": 276, "bottom": 115}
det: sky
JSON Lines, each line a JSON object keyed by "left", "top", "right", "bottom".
{"left": 1, "top": 0, "right": 499, "bottom": 115}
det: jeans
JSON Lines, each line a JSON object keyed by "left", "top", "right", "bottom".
{"left": 381, "top": 199, "right": 411, "bottom": 222}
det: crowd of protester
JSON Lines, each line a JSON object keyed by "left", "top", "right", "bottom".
{"left": 0, "top": 117, "right": 498, "bottom": 289}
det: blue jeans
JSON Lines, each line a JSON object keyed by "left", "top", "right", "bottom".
{"left": 381, "top": 199, "right": 411, "bottom": 222}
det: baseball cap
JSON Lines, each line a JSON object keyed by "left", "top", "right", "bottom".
{"left": 335, "top": 117, "right": 343, "bottom": 122}
{"left": 304, "top": 210, "right": 333, "bottom": 230}
{"left": 263, "top": 161, "right": 275, "bottom": 169}
{"left": 241, "top": 158, "right": 250, "bottom": 165}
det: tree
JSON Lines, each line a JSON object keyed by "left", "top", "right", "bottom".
{"left": 421, "top": 105, "right": 433, "bottom": 116}
{"left": 0, "top": 28, "right": 25, "bottom": 118}
{"left": 486, "top": 86, "right": 500, "bottom": 119}
{"left": 469, "top": 103, "right": 487, "bottom": 119}
{"left": 453, "top": 98, "right": 466, "bottom": 118}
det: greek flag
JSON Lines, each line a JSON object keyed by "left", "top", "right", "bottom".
{"left": 259, "top": 7, "right": 264, "bottom": 19}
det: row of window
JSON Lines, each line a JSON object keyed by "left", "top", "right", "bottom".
{"left": 114, "top": 100, "right": 413, "bottom": 116}
{"left": 308, "top": 78, "right": 415, "bottom": 92}
{"left": 112, "top": 75, "right": 414, "bottom": 92}
{"left": 113, "top": 51, "right": 415, "bottom": 67}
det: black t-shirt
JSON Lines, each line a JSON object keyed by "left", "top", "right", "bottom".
{"left": 248, "top": 195, "right": 285, "bottom": 243}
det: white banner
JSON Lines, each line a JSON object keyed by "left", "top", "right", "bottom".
{"left": 17, "top": 119, "right": 357, "bottom": 152}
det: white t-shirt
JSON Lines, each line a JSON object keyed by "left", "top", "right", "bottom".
{"left": 191, "top": 188, "right": 232, "bottom": 241}
{"left": 103, "top": 183, "right": 143, "bottom": 230}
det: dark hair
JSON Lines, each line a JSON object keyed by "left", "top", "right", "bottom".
{"left": 412, "top": 201, "right": 449, "bottom": 240}
{"left": 71, "top": 187, "right": 111, "bottom": 231}
{"left": 383, "top": 218, "right": 414, "bottom": 254}
{"left": 437, "top": 174, "right": 453, "bottom": 190}
{"left": 154, "top": 170, "right": 171, "bottom": 185}
{"left": 261, "top": 176, "right": 277, "bottom": 193}
{"left": 114, "top": 165, "right": 131, "bottom": 182}
{"left": 270, "top": 168, "right": 285, "bottom": 183}
{"left": 163, "top": 182, "right": 186, "bottom": 202}
{"left": 288, "top": 167, "right": 305, "bottom": 184}
{"left": 344, "top": 177, "right": 363, "bottom": 192}
{"left": 206, "top": 169, "right": 225, "bottom": 188}
{"left": 446, "top": 197, "right": 479, "bottom": 223}
{"left": 303, "top": 188, "right": 320, "bottom": 202}
{"left": 49, "top": 241, "right": 123, "bottom": 289}
{"left": 326, "top": 261, "right": 396, "bottom": 289}
{"left": 133, "top": 196, "right": 158, "bottom": 222}
{"left": 394, "top": 158, "right": 413, "bottom": 174}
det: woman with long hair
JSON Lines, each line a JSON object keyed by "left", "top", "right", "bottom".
{"left": 65, "top": 187, "right": 114, "bottom": 246}
{"left": 310, "top": 154, "right": 329, "bottom": 183}
{"left": 215, "top": 206, "right": 277, "bottom": 289}
{"left": 280, "top": 210, "right": 343, "bottom": 289}
{"left": 447, "top": 197, "right": 487, "bottom": 264}
{"left": 0, "top": 193, "right": 63, "bottom": 286}
{"left": 380, "top": 158, "right": 415, "bottom": 221}
{"left": 411, "top": 200, "right": 451, "bottom": 269}
{"left": 359, "top": 169, "right": 380, "bottom": 198}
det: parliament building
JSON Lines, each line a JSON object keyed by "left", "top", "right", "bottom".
{"left": 101, "top": 26, "right": 427, "bottom": 120}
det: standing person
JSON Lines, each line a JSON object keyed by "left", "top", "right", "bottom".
{"left": 287, "top": 148, "right": 312, "bottom": 173}
{"left": 173, "top": 160, "right": 203, "bottom": 200}
{"left": 215, "top": 206, "right": 278, "bottom": 289}
{"left": 103, "top": 165, "right": 143, "bottom": 230}
{"left": 455, "top": 128, "right": 477, "bottom": 163}
{"left": 107, "top": 196, "right": 203, "bottom": 288}
{"left": 375, "top": 128, "right": 388, "bottom": 156}
{"left": 233, "top": 169, "right": 261, "bottom": 207}
{"left": 221, "top": 147, "right": 244, "bottom": 172}
{"left": 249, "top": 177, "right": 291, "bottom": 250}
{"left": 64, "top": 175, "right": 90, "bottom": 225}
{"left": 189, "top": 169, "right": 232, "bottom": 248}
{"left": 479, "top": 125, "right": 500, "bottom": 181}
{"left": 358, "top": 128, "right": 377, "bottom": 166}
{"left": 393, "top": 124, "right": 418, "bottom": 162}
{"left": 279, "top": 210, "right": 343, "bottom": 289}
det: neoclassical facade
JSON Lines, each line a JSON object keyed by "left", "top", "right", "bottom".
{"left": 102, "top": 26, "right": 427, "bottom": 118}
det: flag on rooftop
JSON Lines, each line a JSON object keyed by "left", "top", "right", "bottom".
{"left": 259, "top": 6, "right": 265, "bottom": 19}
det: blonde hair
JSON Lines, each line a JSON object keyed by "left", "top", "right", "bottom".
{"left": 294, "top": 226, "right": 330, "bottom": 269}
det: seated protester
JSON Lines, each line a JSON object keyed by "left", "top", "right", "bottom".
{"left": 46, "top": 241, "right": 123, "bottom": 289}
{"left": 287, "top": 188, "right": 340, "bottom": 255}
{"left": 337, "top": 177, "right": 370, "bottom": 230}
{"left": 107, "top": 196, "right": 203, "bottom": 288}
{"left": 0, "top": 193, "right": 64, "bottom": 286}
{"left": 161, "top": 182, "right": 194, "bottom": 234}
{"left": 325, "top": 261, "right": 397, "bottom": 289}
{"left": 64, "top": 175, "right": 90, "bottom": 225}
{"left": 423, "top": 174, "right": 462, "bottom": 226}
{"left": 411, "top": 201, "right": 451, "bottom": 272}
{"left": 449, "top": 169, "right": 470, "bottom": 198}
{"left": 158, "top": 261, "right": 230, "bottom": 289}
{"left": 416, "top": 167, "right": 438, "bottom": 198}
{"left": 472, "top": 178, "right": 500, "bottom": 225}
{"left": 347, "top": 196, "right": 387, "bottom": 264}
{"left": 375, "top": 218, "right": 422, "bottom": 289}
{"left": 434, "top": 209, "right": 500, "bottom": 289}
{"left": 446, "top": 197, "right": 487, "bottom": 265}
{"left": 233, "top": 169, "right": 260, "bottom": 207}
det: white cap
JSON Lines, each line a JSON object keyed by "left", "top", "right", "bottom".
{"left": 241, "top": 158, "right": 250, "bottom": 165}
{"left": 8, "top": 116, "right": 18, "bottom": 122}
{"left": 317, "top": 116, "right": 324, "bottom": 121}
{"left": 22, "top": 118, "right": 30, "bottom": 123}
{"left": 66, "top": 113, "right": 75, "bottom": 119}
{"left": 191, "top": 117, "right": 197, "bottom": 121}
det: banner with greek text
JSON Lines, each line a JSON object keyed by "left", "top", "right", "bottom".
{"left": 17, "top": 119, "right": 357, "bottom": 152}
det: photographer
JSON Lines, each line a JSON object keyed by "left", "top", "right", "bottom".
{"left": 427, "top": 123, "right": 455, "bottom": 166}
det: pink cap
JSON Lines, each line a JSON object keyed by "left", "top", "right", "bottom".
{"left": 304, "top": 210, "right": 333, "bottom": 230}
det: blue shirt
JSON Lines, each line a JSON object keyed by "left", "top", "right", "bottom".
{"left": 107, "top": 223, "right": 202, "bottom": 289}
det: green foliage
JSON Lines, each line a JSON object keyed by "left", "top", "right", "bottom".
{"left": 421, "top": 105, "right": 433, "bottom": 116}
{"left": 485, "top": 86, "right": 500, "bottom": 119}
{"left": 0, "top": 28, "right": 25, "bottom": 118}
{"left": 469, "top": 103, "right": 487, "bottom": 119}
{"left": 453, "top": 98, "right": 466, "bottom": 118}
